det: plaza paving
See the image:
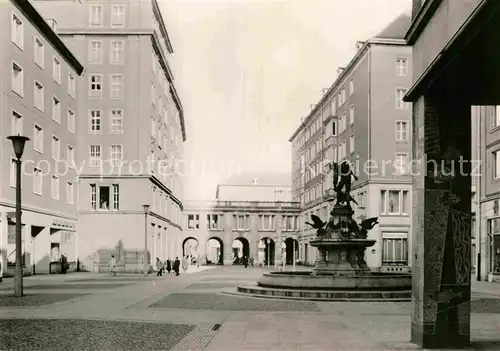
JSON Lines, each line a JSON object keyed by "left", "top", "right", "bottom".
{"left": 0, "top": 266, "right": 499, "bottom": 350}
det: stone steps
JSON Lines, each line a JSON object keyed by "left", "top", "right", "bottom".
{"left": 231, "top": 285, "right": 411, "bottom": 302}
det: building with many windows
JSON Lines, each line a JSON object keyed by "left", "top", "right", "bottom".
{"left": 0, "top": 0, "right": 84, "bottom": 277}
{"left": 289, "top": 14, "right": 413, "bottom": 271}
{"left": 33, "top": 0, "right": 186, "bottom": 272}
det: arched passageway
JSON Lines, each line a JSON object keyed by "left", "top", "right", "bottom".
{"left": 206, "top": 237, "right": 224, "bottom": 265}
{"left": 285, "top": 237, "right": 299, "bottom": 265}
{"left": 182, "top": 237, "right": 199, "bottom": 259}
{"left": 260, "top": 237, "right": 275, "bottom": 266}
{"left": 232, "top": 237, "right": 250, "bottom": 264}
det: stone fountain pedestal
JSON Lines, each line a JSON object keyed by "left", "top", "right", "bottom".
{"left": 310, "top": 238, "right": 376, "bottom": 276}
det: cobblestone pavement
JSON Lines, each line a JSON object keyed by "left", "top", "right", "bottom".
{"left": 0, "top": 265, "right": 500, "bottom": 350}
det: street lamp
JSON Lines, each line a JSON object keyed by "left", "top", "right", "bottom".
{"left": 142, "top": 204, "right": 150, "bottom": 276}
{"left": 7, "top": 135, "right": 30, "bottom": 297}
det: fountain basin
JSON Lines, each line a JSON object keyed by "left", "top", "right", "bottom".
{"left": 257, "top": 271, "right": 411, "bottom": 290}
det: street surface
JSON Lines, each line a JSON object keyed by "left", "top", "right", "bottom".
{"left": 0, "top": 266, "right": 499, "bottom": 350}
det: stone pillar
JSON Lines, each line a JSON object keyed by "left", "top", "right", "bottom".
{"left": 411, "top": 93, "right": 472, "bottom": 348}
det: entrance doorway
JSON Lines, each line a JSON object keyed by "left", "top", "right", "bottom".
{"left": 261, "top": 237, "right": 275, "bottom": 266}
{"left": 285, "top": 237, "right": 299, "bottom": 265}
{"left": 206, "top": 237, "right": 224, "bottom": 265}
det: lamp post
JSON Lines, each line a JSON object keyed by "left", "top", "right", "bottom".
{"left": 142, "top": 204, "right": 150, "bottom": 276}
{"left": 266, "top": 238, "right": 270, "bottom": 269}
{"left": 7, "top": 135, "right": 30, "bottom": 297}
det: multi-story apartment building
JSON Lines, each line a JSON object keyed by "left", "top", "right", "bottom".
{"left": 182, "top": 199, "right": 300, "bottom": 266}
{"left": 289, "top": 14, "right": 413, "bottom": 271}
{"left": 0, "top": 0, "right": 84, "bottom": 277}
{"left": 33, "top": 0, "right": 186, "bottom": 272}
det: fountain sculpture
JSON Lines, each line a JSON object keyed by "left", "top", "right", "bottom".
{"left": 233, "top": 161, "right": 411, "bottom": 301}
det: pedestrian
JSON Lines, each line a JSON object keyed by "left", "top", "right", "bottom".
{"left": 243, "top": 255, "right": 248, "bottom": 268}
{"left": 156, "top": 257, "right": 163, "bottom": 277}
{"left": 165, "top": 258, "right": 172, "bottom": 275}
{"left": 173, "top": 257, "right": 180, "bottom": 276}
{"left": 182, "top": 256, "right": 188, "bottom": 273}
{"left": 249, "top": 256, "right": 254, "bottom": 268}
{"left": 109, "top": 254, "right": 116, "bottom": 276}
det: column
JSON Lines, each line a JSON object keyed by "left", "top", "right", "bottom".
{"left": 411, "top": 92, "right": 472, "bottom": 348}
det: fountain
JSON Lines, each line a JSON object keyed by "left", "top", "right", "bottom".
{"left": 234, "top": 161, "right": 411, "bottom": 301}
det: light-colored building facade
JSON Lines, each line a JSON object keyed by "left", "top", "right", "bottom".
{"left": 0, "top": 0, "right": 84, "bottom": 276}
{"left": 182, "top": 199, "right": 300, "bottom": 266}
{"left": 33, "top": 0, "right": 186, "bottom": 272}
{"left": 216, "top": 177, "right": 292, "bottom": 202}
{"left": 290, "top": 14, "right": 413, "bottom": 271}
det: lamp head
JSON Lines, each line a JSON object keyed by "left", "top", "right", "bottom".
{"left": 142, "top": 204, "right": 150, "bottom": 213}
{"left": 7, "top": 135, "right": 30, "bottom": 160}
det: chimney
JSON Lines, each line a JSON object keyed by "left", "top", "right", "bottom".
{"left": 310, "top": 104, "right": 316, "bottom": 110}
{"left": 300, "top": 116, "right": 305, "bottom": 123}
{"left": 322, "top": 88, "right": 329, "bottom": 95}
{"left": 337, "top": 67, "right": 345, "bottom": 76}
{"left": 46, "top": 19, "right": 57, "bottom": 31}
{"left": 356, "top": 41, "right": 365, "bottom": 50}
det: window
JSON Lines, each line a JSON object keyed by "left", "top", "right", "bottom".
{"left": 331, "top": 99, "right": 337, "bottom": 116}
{"left": 394, "top": 153, "right": 409, "bottom": 175}
{"left": 68, "top": 74, "right": 76, "bottom": 97}
{"left": 52, "top": 135, "right": 60, "bottom": 160}
{"left": 283, "top": 215, "right": 297, "bottom": 231}
{"left": 51, "top": 175, "right": 59, "bottom": 199}
{"left": 52, "top": 57, "right": 61, "bottom": 83}
{"left": 233, "top": 214, "right": 249, "bottom": 230}
{"left": 111, "top": 5, "right": 125, "bottom": 27}
{"left": 349, "top": 105, "right": 354, "bottom": 124}
{"left": 68, "top": 110, "right": 75, "bottom": 133}
{"left": 66, "top": 182, "right": 74, "bottom": 204}
{"left": 382, "top": 234, "right": 408, "bottom": 265}
{"left": 89, "top": 109, "right": 101, "bottom": 132}
{"left": 259, "top": 214, "right": 274, "bottom": 231}
{"left": 89, "top": 75, "right": 103, "bottom": 98}
{"left": 396, "top": 88, "right": 409, "bottom": 109}
{"left": 332, "top": 121, "right": 337, "bottom": 136}
{"left": 11, "top": 111, "right": 22, "bottom": 135}
{"left": 33, "top": 168, "right": 43, "bottom": 195}
{"left": 10, "top": 159, "right": 17, "bottom": 187}
{"left": 67, "top": 145, "right": 75, "bottom": 167}
{"left": 34, "top": 37, "right": 44, "bottom": 68}
{"left": 52, "top": 96, "right": 61, "bottom": 122}
{"left": 109, "top": 75, "right": 123, "bottom": 99}
{"left": 11, "top": 14, "right": 23, "bottom": 49}
{"left": 90, "top": 184, "right": 97, "bottom": 210}
{"left": 110, "top": 110, "right": 123, "bottom": 133}
{"left": 89, "top": 145, "right": 101, "bottom": 167}
{"left": 34, "top": 81, "right": 44, "bottom": 111}
{"left": 89, "top": 41, "right": 103, "bottom": 64}
{"left": 12, "top": 62, "right": 23, "bottom": 96}
{"left": 34, "top": 124, "right": 43, "bottom": 152}
{"left": 396, "top": 58, "right": 408, "bottom": 77}
{"left": 349, "top": 134, "right": 355, "bottom": 154}
{"left": 110, "top": 145, "right": 123, "bottom": 167}
{"left": 380, "top": 190, "right": 409, "bottom": 215}
{"left": 100, "top": 186, "right": 110, "bottom": 209}
{"left": 349, "top": 78, "right": 354, "bottom": 95}
{"left": 493, "top": 150, "right": 500, "bottom": 179}
{"left": 188, "top": 214, "right": 200, "bottom": 230}
{"left": 395, "top": 121, "right": 408, "bottom": 141}
{"left": 112, "top": 184, "right": 120, "bottom": 210}
{"left": 494, "top": 106, "right": 500, "bottom": 129}
{"left": 110, "top": 40, "right": 124, "bottom": 64}
{"left": 89, "top": 5, "right": 103, "bottom": 27}
{"left": 207, "top": 214, "right": 220, "bottom": 230}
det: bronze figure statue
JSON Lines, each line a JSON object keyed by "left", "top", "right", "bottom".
{"left": 334, "top": 161, "right": 358, "bottom": 205}
{"left": 306, "top": 215, "right": 327, "bottom": 237}
{"left": 349, "top": 217, "right": 379, "bottom": 239}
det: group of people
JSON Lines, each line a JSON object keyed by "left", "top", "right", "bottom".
{"left": 155, "top": 256, "right": 189, "bottom": 276}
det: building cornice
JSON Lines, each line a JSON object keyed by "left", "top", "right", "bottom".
{"left": 405, "top": 0, "right": 443, "bottom": 45}
{"left": 288, "top": 38, "right": 406, "bottom": 142}
{"left": 0, "top": 201, "right": 77, "bottom": 222}
{"left": 12, "top": 0, "right": 84, "bottom": 75}
{"left": 404, "top": 0, "right": 497, "bottom": 102}
{"left": 183, "top": 200, "right": 300, "bottom": 212}
{"left": 152, "top": 0, "right": 174, "bottom": 54}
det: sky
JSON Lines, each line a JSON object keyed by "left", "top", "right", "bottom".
{"left": 160, "top": 0, "right": 412, "bottom": 200}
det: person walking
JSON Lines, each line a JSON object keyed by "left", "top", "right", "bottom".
{"left": 173, "top": 257, "right": 180, "bottom": 276}
{"left": 182, "top": 256, "right": 189, "bottom": 273}
{"left": 165, "top": 258, "right": 172, "bottom": 275}
{"left": 243, "top": 256, "right": 248, "bottom": 268}
{"left": 109, "top": 254, "right": 116, "bottom": 276}
{"left": 155, "top": 257, "right": 163, "bottom": 277}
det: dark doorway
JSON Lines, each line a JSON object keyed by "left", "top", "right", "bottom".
{"left": 261, "top": 238, "right": 275, "bottom": 266}
{"left": 285, "top": 237, "right": 299, "bottom": 265}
